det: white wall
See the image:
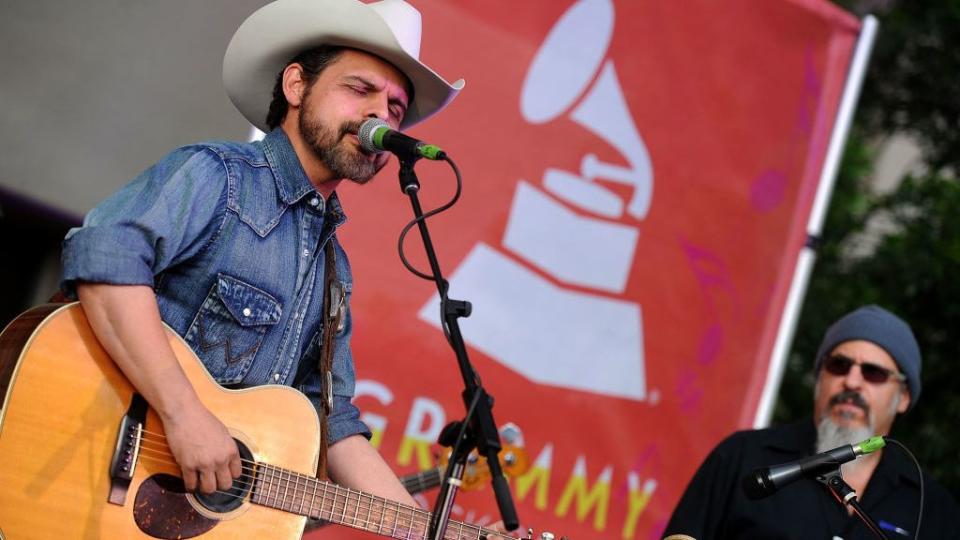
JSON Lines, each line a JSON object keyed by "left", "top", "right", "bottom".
{"left": 0, "top": 0, "right": 270, "bottom": 216}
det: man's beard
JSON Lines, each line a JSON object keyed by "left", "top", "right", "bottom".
{"left": 299, "top": 103, "right": 383, "bottom": 184}
{"left": 816, "top": 389, "right": 900, "bottom": 471}
{"left": 816, "top": 417, "right": 874, "bottom": 455}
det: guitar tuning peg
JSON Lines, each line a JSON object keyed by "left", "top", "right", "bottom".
{"left": 499, "top": 422, "right": 524, "bottom": 446}
{"left": 524, "top": 528, "right": 534, "bottom": 540}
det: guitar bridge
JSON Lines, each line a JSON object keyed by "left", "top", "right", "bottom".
{"left": 108, "top": 393, "right": 148, "bottom": 505}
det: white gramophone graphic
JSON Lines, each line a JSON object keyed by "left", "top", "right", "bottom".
{"left": 419, "top": 0, "right": 654, "bottom": 401}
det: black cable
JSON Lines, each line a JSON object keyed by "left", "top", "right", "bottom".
{"left": 884, "top": 437, "right": 923, "bottom": 539}
{"left": 396, "top": 156, "right": 464, "bottom": 347}
{"left": 397, "top": 156, "right": 462, "bottom": 281}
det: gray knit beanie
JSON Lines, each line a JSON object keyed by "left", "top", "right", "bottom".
{"left": 814, "top": 305, "right": 922, "bottom": 410}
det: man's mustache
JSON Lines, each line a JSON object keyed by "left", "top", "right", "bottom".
{"left": 340, "top": 119, "right": 381, "bottom": 157}
{"left": 339, "top": 120, "right": 364, "bottom": 140}
{"left": 829, "top": 390, "right": 870, "bottom": 413}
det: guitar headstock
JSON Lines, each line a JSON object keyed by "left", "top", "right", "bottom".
{"left": 452, "top": 443, "right": 530, "bottom": 490}
{"left": 437, "top": 423, "right": 531, "bottom": 490}
{"left": 497, "top": 423, "right": 531, "bottom": 478}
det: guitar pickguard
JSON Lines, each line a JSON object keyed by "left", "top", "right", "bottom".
{"left": 134, "top": 474, "right": 218, "bottom": 539}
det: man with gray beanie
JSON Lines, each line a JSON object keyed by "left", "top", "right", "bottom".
{"left": 663, "top": 305, "right": 959, "bottom": 539}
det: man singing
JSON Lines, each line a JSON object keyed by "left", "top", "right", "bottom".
{"left": 61, "top": 0, "right": 462, "bottom": 512}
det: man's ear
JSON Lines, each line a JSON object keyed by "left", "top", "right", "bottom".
{"left": 897, "top": 385, "right": 911, "bottom": 414}
{"left": 282, "top": 63, "right": 307, "bottom": 108}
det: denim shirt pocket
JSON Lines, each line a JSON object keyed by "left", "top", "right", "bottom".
{"left": 184, "top": 273, "right": 282, "bottom": 385}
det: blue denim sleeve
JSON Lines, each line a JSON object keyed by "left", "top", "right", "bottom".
{"left": 60, "top": 146, "right": 228, "bottom": 297}
{"left": 327, "top": 395, "right": 372, "bottom": 445}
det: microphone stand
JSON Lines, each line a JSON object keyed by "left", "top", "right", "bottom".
{"left": 395, "top": 156, "right": 519, "bottom": 540}
{"left": 817, "top": 469, "right": 889, "bottom": 540}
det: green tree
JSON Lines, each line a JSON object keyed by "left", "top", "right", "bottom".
{"left": 774, "top": 0, "right": 960, "bottom": 495}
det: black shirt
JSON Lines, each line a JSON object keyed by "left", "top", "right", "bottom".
{"left": 663, "top": 417, "right": 959, "bottom": 539}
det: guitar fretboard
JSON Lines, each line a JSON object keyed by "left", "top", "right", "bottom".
{"left": 251, "top": 463, "right": 507, "bottom": 540}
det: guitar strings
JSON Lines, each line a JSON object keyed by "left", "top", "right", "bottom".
{"left": 138, "top": 442, "right": 511, "bottom": 540}
{"left": 135, "top": 430, "right": 371, "bottom": 500}
{"left": 137, "top": 431, "right": 337, "bottom": 497}
{"left": 139, "top": 427, "right": 519, "bottom": 492}
{"left": 131, "top": 430, "right": 513, "bottom": 540}
{"left": 133, "top": 446, "right": 418, "bottom": 522}
{"left": 134, "top": 443, "right": 372, "bottom": 510}
{"left": 400, "top": 468, "right": 441, "bottom": 491}
{"left": 135, "top": 452, "right": 512, "bottom": 540}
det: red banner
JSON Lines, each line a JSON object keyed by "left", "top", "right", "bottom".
{"left": 313, "top": 1, "right": 861, "bottom": 538}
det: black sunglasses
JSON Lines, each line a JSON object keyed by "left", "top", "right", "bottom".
{"left": 823, "top": 354, "right": 907, "bottom": 384}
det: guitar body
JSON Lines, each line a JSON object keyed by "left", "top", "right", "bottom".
{"left": 0, "top": 303, "right": 321, "bottom": 539}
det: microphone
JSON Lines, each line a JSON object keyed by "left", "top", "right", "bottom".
{"left": 742, "top": 436, "right": 885, "bottom": 500}
{"left": 358, "top": 118, "right": 445, "bottom": 161}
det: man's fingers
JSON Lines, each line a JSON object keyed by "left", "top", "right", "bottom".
{"left": 182, "top": 466, "right": 198, "bottom": 492}
{"left": 230, "top": 454, "right": 243, "bottom": 478}
{"left": 216, "top": 465, "right": 235, "bottom": 492}
{"left": 489, "top": 521, "right": 514, "bottom": 535}
{"left": 198, "top": 469, "right": 218, "bottom": 495}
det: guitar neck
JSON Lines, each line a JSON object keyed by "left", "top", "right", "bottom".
{"left": 400, "top": 466, "right": 444, "bottom": 494}
{"left": 251, "top": 463, "right": 507, "bottom": 540}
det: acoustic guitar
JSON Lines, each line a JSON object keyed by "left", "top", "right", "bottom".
{"left": 0, "top": 304, "right": 547, "bottom": 540}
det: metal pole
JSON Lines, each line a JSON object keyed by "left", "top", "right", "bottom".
{"left": 754, "top": 15, "right": 879, "bottom": 428}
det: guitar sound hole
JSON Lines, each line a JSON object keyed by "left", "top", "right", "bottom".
{"left": 193, "top": 438, "right": 255, "bottom": 513}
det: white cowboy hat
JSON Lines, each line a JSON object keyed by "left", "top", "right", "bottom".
{"left": 223, "top": 0, "right": 464, "bottom": 131}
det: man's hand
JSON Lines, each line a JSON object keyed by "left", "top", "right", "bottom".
{"left": 162, "top": 401, "right": 242, "bottom": 494}
{"left": 76, "top": 283, "right": 243, "bottom": 495}
{"left": 488, "top": 521, "right": 518, "bottom": 538}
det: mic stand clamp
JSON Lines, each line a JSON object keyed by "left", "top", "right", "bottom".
{"left": 817, "top": 469, "right": 890, "bottom": 540}
{"left": 395, "top": 157, "right": 519, "bottom": 540}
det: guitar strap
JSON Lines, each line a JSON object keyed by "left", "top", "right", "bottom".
{"left": 315, "top": 240, "right": 345, "bottom": 480}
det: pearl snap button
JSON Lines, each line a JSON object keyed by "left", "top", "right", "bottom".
{"left": 242, "top": 307, "right": 252, "bottom": 317}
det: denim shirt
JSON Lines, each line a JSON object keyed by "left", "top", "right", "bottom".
{"left": 61, "top": 129, "right": 369, "bottom": 444}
